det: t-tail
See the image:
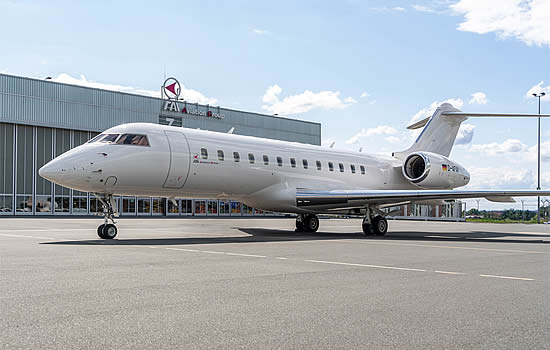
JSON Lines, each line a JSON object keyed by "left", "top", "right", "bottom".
{"left": 393, "top": 103, "right": 466, "bottom": 160}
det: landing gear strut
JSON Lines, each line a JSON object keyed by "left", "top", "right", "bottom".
{"left": 362, "top": 207, "right": 388, "bottom": 236}
{"left": 95, "top": 194, "right": 119, "bottom": 239}
{"left": 296, "top": 214, "right": 320, "bottom": 232}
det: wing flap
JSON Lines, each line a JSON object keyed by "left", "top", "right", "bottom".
{"left": 296, "top": 189, "right": 550, "bottom": 210}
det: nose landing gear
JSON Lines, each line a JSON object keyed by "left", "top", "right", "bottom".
{"left": 94, "top": 194, "right": 119, "bottom": 239}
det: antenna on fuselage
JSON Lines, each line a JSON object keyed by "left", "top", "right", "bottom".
{"left": 227, "top": 127, "right": 235, "bottom": 134}
{"left": 329, "top": 141, "right": 335, "bottom": 148}
{"left": 359, "top": 147, "right": 363, "bottom": 152}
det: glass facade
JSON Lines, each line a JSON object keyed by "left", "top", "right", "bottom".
{"left": 0, "top": 122, "right": 278, "bottom": 217}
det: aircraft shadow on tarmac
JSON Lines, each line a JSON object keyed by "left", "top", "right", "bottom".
{"left": 41, "top": 227, "right": 549, "bottom": 246}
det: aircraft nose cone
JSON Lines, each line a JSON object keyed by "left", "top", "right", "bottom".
{"left": 39, "top": 159, "right": 63, "bottom": 183}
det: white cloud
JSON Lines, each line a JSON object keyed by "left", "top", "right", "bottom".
{"left": 253, "top": 28, "right": 268, "bottom": 35}
{"left": 346, "top": 125, "right": 398, "bottom": 144}
{"left": 385, "top": 136, "right": 401, "bottom": 144}
{"left": 466, "top": 167, "right": 534, "bottom": 189}
{"left": 370, "top": 6, "right": 407, "bottom": 13}
{"left": 455, "top": 123, "right": 476, "bottom": 145}
{"left": 412, "top": 4, "right": 438, "bottom": 13}
{"left": 409, "top": 98, "right": 464, "bottom": 125}
{"left": 527, "top": 141, "right": 550, "bottom": 162}
{"left": 360, "top": 92, "right": 369, "bottom": 98}
{"left": 469, "top": 92, "right": 487, "bottom": 104}
{"left": 51, "top": 73, "right": 217, "bottom": 105}
{"left": 526, "top": 81, "right": 550, "bottom": 102}
{"left": 261, "top": 84, "right": 356, "bottom": 115}
{"left": 470, "top": 138, "right": 528, "bottom": 155}
{"left": 392, "top": 7, "right": 405, "bottom": 12}
{"left": 451, "top": 0, "right": 550, "bottom": 47}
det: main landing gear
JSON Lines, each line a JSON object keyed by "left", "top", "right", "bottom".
{"left": 361, "top": 207, "right": 388, "bottom": 236}
{"left": 95, "top": 194, "right": 119, "bottom": 239}
{"left": 296, "top": 214, "right": 320, "bottom": 232}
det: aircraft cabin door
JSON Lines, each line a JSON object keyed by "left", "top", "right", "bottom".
{"left": 163, "top": 130, "right": 191, "bottom": 189}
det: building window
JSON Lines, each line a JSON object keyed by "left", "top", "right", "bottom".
{"left": 248, "top": 153, "right": 255, "bottom": 163}
{"left": 217, "top": 150, "right": 224, "bottom": 161}
{"left": 350, "top": 164, "right": 356, "bottom": 174}
{"left": 263, "top": 155, "right": 269, "bottom": 165}
{"left": 360, "top": 165, "right": 366, "bottom": 174}
{"left": 328, "top": 162, "right": 334, "bottom": 171}
{"left": 201, "top": 148, "right": 208, "bottom": 159}
{"left": 277, "top": 156, "right": 283, "bottom": 166}
{"left": 339, "top": 163, "right": 344, "bottom": 172}
{"left": 290, "top": 158, "right": 296, "bottom": 168}
{"left": 316, "top": 160, "right": 322, "bottom": 170}
{"left": 233, "top": 152, "right": 240, "bottom": 162}
{"left": 303, "top": 159, "right": 308, "bottom": 169}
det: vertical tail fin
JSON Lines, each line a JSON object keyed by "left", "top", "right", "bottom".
{"left": 393, "top": 103, "right": 467, "bottom": 159}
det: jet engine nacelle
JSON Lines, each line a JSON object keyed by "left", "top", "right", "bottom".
{"left": 402, "top": 152, "right": 470, "bottom": 189}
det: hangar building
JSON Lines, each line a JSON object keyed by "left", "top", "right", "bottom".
{"left": 0, "top": 73, "right": 320, "bottom": 216}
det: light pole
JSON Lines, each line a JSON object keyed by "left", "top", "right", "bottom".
{"left": 533, "top": 92, "right": 546, "bottom": 224}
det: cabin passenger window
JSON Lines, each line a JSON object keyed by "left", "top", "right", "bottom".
{"left": 316, "top": 160, "right": 322, "bottom": 170}
{"left": 303, "top": 159, "right": 308, "bottom": 169}
{"left": 116, "top": 134, "right": 149, "bottom": 146}
{"left": 339, "top": 163, "right": 344, "bottom": 172}
{"left": 218, "top": 150, "right": 224, "bottom": 161}
{"left": 248, "top": 153, "right": 255, "bottom": 163}
{"left": 360, "top": 165, "right": 366, "bottom": 174}
{"left": 277, "top": 156, "right": 283, "bottom": 166}
{"left": 201, "top": 148, "right": 208, "bottom": 159}
{"left": 351, "top": 164, "right": 356, "bottom": 174}
{"left": 290, "top": 158, "right": 296, "bottom": 168}
{"left": 233, "top": 152, "right": 240, "bottom": 162}
{"left": 328, "top": 162, "right": 334, "bottom": 171}
{"left": 263, "top": 155, "right": 269, "bottom": 165}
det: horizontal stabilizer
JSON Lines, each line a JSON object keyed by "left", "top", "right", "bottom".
{"left": 406, "top": 116, "right": 431, "bottom": 130}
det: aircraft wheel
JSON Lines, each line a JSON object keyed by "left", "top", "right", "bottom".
{"left": 362, "top": 222, "right": 372, "bottom": 235}
{"left": 102, "top": 224, "right": 118, "bottom": 239}
{"left": 97, "top": 224, "right": 106, "bottom": 239}
{"left": 304, "top": 215, "right": 319, "bottom": 232}
{"left": 295, "top": 218, "right": 305, "bottom": 232}
{"left": 372, "top": 216, "right": 388, "bottom": 235}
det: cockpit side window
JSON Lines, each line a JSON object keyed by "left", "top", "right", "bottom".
{"left": 115, "top": 134, "right": 150, "bottom": 146}
{"left": 98, "top": 134, "right": 120, "bottom": 143}
{"left": 87, "top": 134, "right": 104, "bottom": 143}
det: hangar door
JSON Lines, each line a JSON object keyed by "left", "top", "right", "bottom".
{"left": 163, "top": 130, "right": 191, "bottom": 189}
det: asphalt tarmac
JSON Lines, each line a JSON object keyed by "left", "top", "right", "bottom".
{"left": 1, "top": 218, "right": 549, "bottom": 349}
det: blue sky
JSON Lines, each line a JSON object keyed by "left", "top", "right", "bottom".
{"left": 1, "top": 0, "right": 549, "bottom": 210}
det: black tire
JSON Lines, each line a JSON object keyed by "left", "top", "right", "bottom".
{"left": 102, "top": 224, "right": 118, "bottom": 239}
{"left": 295, "top": 218, "right": 305, "bottom": 232}
{"left": 362, "top": 222, "right": 372, "bottom": 235}
{"left": 304, "top": 215, "right": 319, "bottom": 232}
{"left": 372, "top": 216, "right": 388, "bottom": 235}
{"left": 97, "top": 224, "right": 106, "bottom": 239}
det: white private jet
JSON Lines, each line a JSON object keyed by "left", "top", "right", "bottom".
{"left": 39, "top": 103, "right": 550, "bottom": 239}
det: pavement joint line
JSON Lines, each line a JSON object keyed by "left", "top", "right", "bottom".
{"left": 0, "top": 233, "right": 55, "bottom": 240}
{"left": 303, "top": 259, "right": 427, "bottom": 272}
{"left": 434, "top": 270, "right": 466, "bottom": 275}
{"left": 224, "top": 252, "right": 267, "bottom": 258}
{"left": 275, "top": 257, "right": 288, "bottom": 260}
{"left": 330, "top": 240, "right": 550, "bottom": 255}
{"left": 480, "top": 274, "right": 534, "bottom": 281}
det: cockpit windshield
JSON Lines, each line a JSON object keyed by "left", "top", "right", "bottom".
{"left": 87, "top": 133, "right": 149, "bottom": 146}
{"left": 115, "top": 134, "right": 150, "bottom": 146}
{"left": 87, "top": 133, "right": 119, "bottom": 144}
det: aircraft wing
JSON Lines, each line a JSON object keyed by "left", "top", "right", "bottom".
{"left": 296, "top": 189, "right": 550, "bottom": 211}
